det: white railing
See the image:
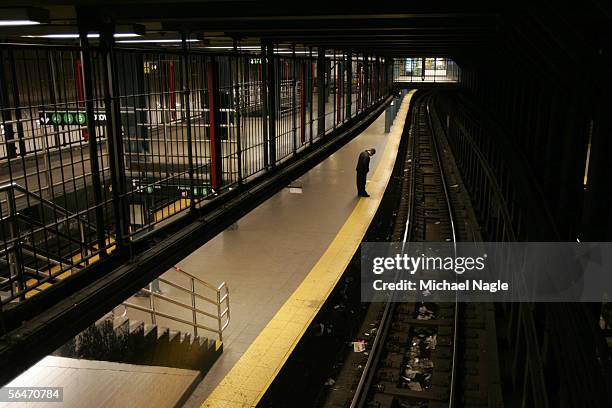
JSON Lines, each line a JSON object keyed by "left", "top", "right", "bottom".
{"left": 122, "top": 265, "right": 230, "bottom": 341}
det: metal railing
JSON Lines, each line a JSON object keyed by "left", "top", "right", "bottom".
{"left": 122, "top": 265, "right": 230, "bottom": 341}
{"left": 0, "top": 181, "right": 107, "bottom": 303}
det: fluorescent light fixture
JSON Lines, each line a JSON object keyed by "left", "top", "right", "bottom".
{"left": 205, "top": 46, "right": 261, "bottom": 50}
{"left": 21, "top": 33, "right": 140, "bottom": 39}
{"left": 0, "top": 20, "right": 41, "bottom": 26}
{"left": 0, "top": 7, "right": 49, "bottom": 26}
{"left": 117, "top": 39, "right": 200, "bottom": 43}
{"left": 114, "top": 33, "right": 140, "bottom": 38}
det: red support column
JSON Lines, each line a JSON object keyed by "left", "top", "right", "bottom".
{"left": 300, "top": 63, "right": 306, "bottom": 144}
{"left": 336, "top": 63, "right": 341, "bottom": 123}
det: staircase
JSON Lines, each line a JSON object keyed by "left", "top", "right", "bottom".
{"left": 0, "top": 182, "right": 112, "bottom": 302}
{"left": 55, "top": 266, "right": 230, "bottom": 373}
{"left": 56, "top": 314, "right": 222, "bottom": 372}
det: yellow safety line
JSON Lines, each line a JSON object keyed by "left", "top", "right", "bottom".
{"left": 203, "top": 91, "right": 415, "bottom": 408}
{"left": 24, "top": 237, "right": 116, "bottom": 298}
{"left": 154, "top": 198, "right": 191, "bottom": 223}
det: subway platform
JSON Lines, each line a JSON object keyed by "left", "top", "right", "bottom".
{"left": 161, "top": 91, "right": 413, "bottom": 407}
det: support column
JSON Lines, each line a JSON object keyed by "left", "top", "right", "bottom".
{"left": 181, "top": 33, "right": 195, "bottom": 209}
{"left": 233, "top": 39, "right": 243, "bottom": 184}
{"left": 346, "top": 51, "right": 352, "bottom": 119}
{"left": 260, "top": 42, "right": 269, "bottom": 167}
{"left": 385, "top": 103, "right": 392, "bottom": 133}
{"left": 363, "top": 55, "right": 369, "bottom": 108}
{"left": 0, "top": 51, "right": 17, "bottom": 159}
{"left": 421, "top": 57, "right": 426, "bottom": 81}
{"left": 79, "top": 28, "right": 107, "bottom": 253}
{"left": 300, "top": 61, "right": 306, "bottom": 145}
{"left": 265, "top": 42, "right": 277, "bottom": 167}
{"left": 309, "top": 46, "right": 314, "bottom": 143}
{"left": 292, "top": 45, "right": 297, "bottom": 154}
{"left": 317, "top": 47, "right": 326, "bottom": 137}
{"left": 333, "top": 50, "right": 337, "bottom": 129}
{"left": 207, "top": 56, "right": 223, "bottom": 189}
{"left": 100, "top": 25, "right": 129, "bottom": 252}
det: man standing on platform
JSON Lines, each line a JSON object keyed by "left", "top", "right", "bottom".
{"left": 356, "top": 148, "right": 376, "bottom": 197}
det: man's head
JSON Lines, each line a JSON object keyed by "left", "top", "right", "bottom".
{"left": 367, "top": 148, "right": 376, "bottom": 156}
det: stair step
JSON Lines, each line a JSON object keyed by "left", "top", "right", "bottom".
{"left": 129, "top": 320, "right": 144, "bottom": 335}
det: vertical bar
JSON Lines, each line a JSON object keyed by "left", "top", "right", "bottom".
{"left": 181, "top": 34, "right": 196, "bottom": 209}
{"left": 333, "top": 50, "right": 337, "bottom": 129}
{"left": 300, "top": 62, "right": 306, "bottom": 145}
{"left": 421, "top": 57, "right": 426, "bottom": 81}
{"left": 357, "top": 55, "right": 361, "bottom": 112}
{"left": 169, "top": 63, "right": 176, "bottom": 120}
{"left": 101, "top": 26, "right": 129, "bottom": 252}
{"left": 149, "top": 286, "right": 157, "bottom": 325}
{"left": 233, "top": 40, "right": 243, "bottom": 184}
{"left": 8, "top": 50, "right": 25, "bottom": 157}
{"left": 291, "top": 45, "right": 297, "bottom": 154}
{"left": 266, "top": 42, "right": 277, "bottom": 167}
{"left": 191, "top": 277, "right": 198, "bottom": 337}
{"left": 207, "top": 56, "right": 223, "bottom": 190}
{"left": 0, "top": 51, "right": 17, "bottom": 159}
{"left": 79, "top": 29, "right": 107, "bottom": 255}
{"left": 217, "top": 290, "right": 223, "bottom": 341}
{"left": 225, "top": 286, "right": 230, "bottom": 326}
{"left": 317, "top": 46, "right": 325, "bottom": 137}
{"left": 346, "top": 51, "right": 352, "bottom": 119}
{"left": 309, "top": 46, "right": 314, "bottom": 144}
{"left": 363, "top": 54, "right": 369, "bottom": 108}
{"left": 6, "top": 188, "right": 24, "bottom": 301}
{"left": 260, "top": 42, "right": 269, "bottom": 167}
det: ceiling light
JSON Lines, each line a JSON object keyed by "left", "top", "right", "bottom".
{"left": 117, "top": 39, "right": 200, "bottom": 44}
{"left": 0, "top": 20, "right": 41, "bottom": 26}
{"left": 0, "top": 7, "right": 49, "bottom": 26}
{"left": 21, "top": 33, "right": 140, "bottom": 39}
{"left": 205, "top": 46, "right": 261, "bottom": 50}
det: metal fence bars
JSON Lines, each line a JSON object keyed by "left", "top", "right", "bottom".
{"left": 0, "top": 42, "right": 391, "bottom": 306}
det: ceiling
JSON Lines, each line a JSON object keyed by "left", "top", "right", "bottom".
{"left": 0, "top": 1, "right": 609, "bottom": 67}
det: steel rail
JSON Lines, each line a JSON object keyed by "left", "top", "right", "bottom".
{"left": 426, "top": 95, "right": 459, "bottom": 408}
{"left": 350, "top": 92, "right": 460, "bottom": 408}
{"left": 350, "top": 91, "right": 415, "bottom": 408}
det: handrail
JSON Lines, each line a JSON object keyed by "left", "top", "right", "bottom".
{"left": 16, "top": 212, "right": 99, "bottom": 253}
{"left": 0, "top": 182, "right": 100, "bottom": 232}
{"left": 172, "top": 265, "right": 226, "bottom": 292}
{"left": 121, "top": 266, "right": 230, "bottom": 341}
{"left": 157, "top": 277, "right": 218, "bottom": 307}
{"left": 121, "top": 301, "right": 223, "bottom": 337}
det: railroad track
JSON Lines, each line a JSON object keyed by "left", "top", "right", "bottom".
{"left": 349, "top": 93, "right": 490, "bottom": 408}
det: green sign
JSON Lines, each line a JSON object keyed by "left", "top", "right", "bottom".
{"left": 39, "top": 110, "right": 107, "bottom": 126}
{"left": 63, "top": 113, "right": 74, "bottom": 124}
{"left": 50, "top": 112, "right": 62, "bottom": 125}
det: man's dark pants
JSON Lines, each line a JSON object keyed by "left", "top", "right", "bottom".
{"left": 356, "top": 171, "right": 367, "bottom": 195}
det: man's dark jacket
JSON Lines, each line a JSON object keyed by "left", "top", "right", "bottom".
{"left": 356, "top": 151, "right": 370, "bottom": 173}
